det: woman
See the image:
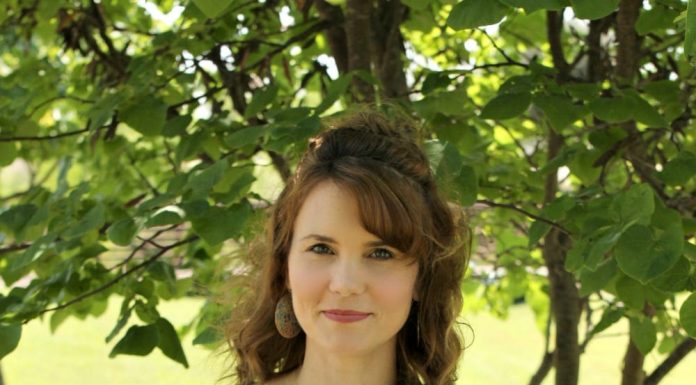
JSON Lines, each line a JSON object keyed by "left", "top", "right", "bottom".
{"left": 223, "top": 110, "right": 470, "bottom": 385}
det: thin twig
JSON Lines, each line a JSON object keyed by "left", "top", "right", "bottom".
{"left": 0, "top": 243, "right": 31, "bottom": 256}
{"left": 476, "top": 199, "right": 571, "bottom": 236}
{"left": 34, "top": 236, "right": 198, "bottom": 318}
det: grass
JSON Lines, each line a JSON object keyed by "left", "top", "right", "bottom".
{"left": 3, "top": 297, "right": 695, "bottom": 385}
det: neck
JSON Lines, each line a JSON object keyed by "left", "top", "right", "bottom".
{"left": 294, "top": 338, "right": 397, "bottom": 385}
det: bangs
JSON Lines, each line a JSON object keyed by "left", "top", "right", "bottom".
{"left": 328, "top": 158, "right": 433, "bottom": 260}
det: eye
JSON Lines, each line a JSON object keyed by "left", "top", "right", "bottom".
{"left": 369, "top": 248, "right": 394, "bottom": 260}
{"left": 308, "top": 243, "right": 334, "bottom": 255}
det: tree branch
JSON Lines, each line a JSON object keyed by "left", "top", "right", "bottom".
{"left": 644, "top": 338, "right": 696, "bottom": 385}
{"left": 0, "top": 243, "right": 31, "bottom": 257}
{"left": 476, "top": 199, "right": 571, "bottom": 236}
{"left": 546, "top": 10, "right": 569, "bottom": 79}
{"left": 34, "top": 236, "right": 198, "bottom": 318}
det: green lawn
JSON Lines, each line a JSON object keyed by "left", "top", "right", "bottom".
{"left": 3, "top": 297, "right": 695, "bottom": 385}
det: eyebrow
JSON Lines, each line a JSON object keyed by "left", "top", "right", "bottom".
{"left": 300, "top": 233, "right": 388, "bottom": 247}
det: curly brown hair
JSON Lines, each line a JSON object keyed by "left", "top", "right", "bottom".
{"left": 222, "top": 109, "right": 471, "bottom": 385}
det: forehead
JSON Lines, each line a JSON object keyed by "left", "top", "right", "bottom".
{"left": 292, "top": 180, "right": 367, "bottom": 238}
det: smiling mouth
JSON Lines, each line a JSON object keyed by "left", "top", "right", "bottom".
{"left": 322, "top": 310, "right": 371, "bottom": 323}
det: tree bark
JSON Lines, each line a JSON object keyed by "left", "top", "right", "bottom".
{"left": 528, "top": 351, "right": 554, "bottom": 385}
{"left": 546, "top": 11, "right": 568, "bottom": 78}
{"left": 587, "top": 17, "right": 613, "bottom": 82}
{"left": 620, "top": 339, "right": 645, "bottom": 385}
{"left": 314, "top": 0, "right": 349, "bottom": 74}
{"left": 616, "top": 0, "right": 641, "bottom": 83}
{"left": 543, "top": 131, "right": 580, "bottom": 385}
{"left": 345, "top": 0, "right": 375, "bottom": 102}
{"left": 544, "top": 11, "right": 581, "bottom": 385}
{"left": 371, "top": 0, "right": 408, "bottom": 99}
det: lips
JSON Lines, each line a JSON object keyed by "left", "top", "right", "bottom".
{"left": 322, "top": 309, "right": 371, "bottom": 323}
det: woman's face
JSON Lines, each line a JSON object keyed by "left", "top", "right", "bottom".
{"left": 287, "top": 180, "right": 419, "bottom": 356}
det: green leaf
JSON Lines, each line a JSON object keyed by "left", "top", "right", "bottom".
{"left": 185, "top": 159, "right": 228, "bottom": 199}
{"left": 106, "top": 297, "right": 134, "bottom": 343}
{"left": 316, "top": 74, "right": 352, "bottom": 113}
{"left": 145, "top": 206, "right": 185, "bottom": 228}
{"left": 107, "top": 217, "right": 138, "bottom": 246}
{"left": 680, "top": 293, "right": 696, "bottom": 337}
{"left": 134, "top": 300, "right": 161, "bottom": 324}
{"left": 185, "top": 201, "right": 253, "bottom": 246}
{"left": 244, "top": 84, "right": 279, "bottom": 119}
{"left": 0, "top": 204, "right": 37, "bottom": 236}
{"left": 148, "top": 261, "right": 176, "bottom": 283}
{"left": 572, "top": 0, "right": 619, "bottom": 20}
{"left": 578, "top": 258, "right": 617, "bottom": 296}
{"left": 651, "top": 257, "right": 691, "bottom": 292}
{"left": 192, "top": 0, "right": 234, "bottom": 19}
{"left": 193, "top": 327, "right": 221, "bottom": 345}
{"left": 88, "top": 92, "right": 125, "bottom": 130}
{"left": 636, "top": 6, "right": 680, "bottom": 36}
{"left": 454, "top": 165, "right": 478, "bottom": 206}
{"left": 587, "top": 96, "right": 634, "bottom": 123}
{"left": 422, "top": 72, "right": 453, "bottom": 94}
{"left": 162, "top": 115, "right": 192, "bottom": 137}
{"left": 533, "top": 94, "right": 585, "bottom": 130}
{"left": 589, "top": 307, "right": 623, "bottom": 336}
{"left": 109, "top": 324, "right": 159, "bottom": 357}
{"left": 447, "top": 0, "right": 510, "bottom": 30}
{"left": 614, "top": 183, "right": 654, "bottom": 226}
{"left": 615, "top": 217, "right": 683, "bottom": 284}
{"left": 686, "top": 0, "right": 696, "bottom": 57}
{"left": 155, "top": 318, "right": 189, "bottom": 368}
{"left": 659, "top": 151, "right": 696, "bottom": 185}
{"left": 630, "top": 317, "right": 656, "bottom": 355}
{"left": 585, "top": 227, "right": 622, "bottom": 270}
{"left": 528, "top": 220, "right": 550, "bottom": 248}
{"left": 63, "top": 203, "right": 106, "bottom": 239}
{"left": 120, "top": 97, "right": 167, "bottom": 137}
{"left": 628, "top": 92, "right": 668, "bottom": 127}
{"left": 480, "top": 92, "right": 531, "bottom": 120}
{"left": 224, "top": 125, "right": 267, "bottom": 150}
{"left": 615, "top": 274, "right": 646, "bottom": 309}
{"left": 0, "top": 323, "right": 21, "bottom": 359}
{"left": 0, "top": 142, "right": 18, "bottom": 166}
{"left": 402, "top": 0, "right": 435, "bottom": 11}
{"left": 499, "top": 0, "right": 569, "bottom": 13}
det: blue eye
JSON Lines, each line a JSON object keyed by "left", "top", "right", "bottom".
{"left": 308, "top": 243, "right": 333, "bottom": 255}
{"left": 370, "top": 248, "right": 394, "bottom": 260}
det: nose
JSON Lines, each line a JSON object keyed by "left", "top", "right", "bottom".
{"left": 328, "top": 257, "right": 365, "bottom": 297}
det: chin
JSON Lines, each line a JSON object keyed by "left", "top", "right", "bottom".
{"left": 310, "top": 330, "right": 395, "bottom": 357}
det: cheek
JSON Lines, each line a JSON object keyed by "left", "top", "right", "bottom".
{"left": 287, "top": 255, "right": 326, "bottom": 299}
{"left": 372, "top": 267, "right": 418, "bottom": 309}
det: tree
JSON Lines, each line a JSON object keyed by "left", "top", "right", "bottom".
{"left": 0, "top": 1, "right": 695, "bottom": 384}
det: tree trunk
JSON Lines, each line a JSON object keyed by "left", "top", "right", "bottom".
{"left": 345, "top": 0, "right": 375, "bottom": 102}
{"left": 616, "top": 0, "right": 642, "bottom": 83}
{"left": 371, "top": 0, "right": 409, "bottom": 99}
{"left": 543, "top": 129, "right": 580, "bottom": 385}
{"left": 314, "top": 0, "right": 349, "bottom": 74}
{"left": 621, "top": 339, "right": 645, "bottom": 385}
{"left": 543, "top": 14, "right": 581, "bottom": 382}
